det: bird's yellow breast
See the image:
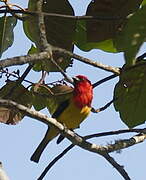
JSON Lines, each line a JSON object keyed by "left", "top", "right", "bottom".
{"left": 57, "top": 100, "right": 91, "bottom": 129}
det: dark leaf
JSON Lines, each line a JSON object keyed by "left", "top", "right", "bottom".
{"left": 114, "top": 61, "right": 146, "bottom": 127}
{"left": 0, "top": 81, "right": 32, "bottom": 125}
{"left": 74, "top": 20, "right": 117, "bottom": 52}
{"left": 75, "top": 0, "right": 142, "bottom": 52}
{"left": 23, "top": 0, "right": 75, "bottom": 72}
{"left": 115, "top": 5, "right": 146, "bottom": 65}
{"left": 86, "top": 0, "right": 142, "bottom": 42}
{"left": 0, "top": 16, "right": 17, "bottom": 57}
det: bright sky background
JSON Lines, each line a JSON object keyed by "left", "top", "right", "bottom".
{"left": 0, "top": 0, "right": 146, "bottom": 180}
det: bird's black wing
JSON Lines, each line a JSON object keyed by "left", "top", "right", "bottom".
{"left": 52, "top": 99, "right": 70, "bottom": 144}
{"left": 52, "top": 99, "right": 70, "bottom": 119}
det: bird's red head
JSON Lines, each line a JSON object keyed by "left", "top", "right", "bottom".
{"left": 73, "top": 75, "right": 93, "bottom": 108}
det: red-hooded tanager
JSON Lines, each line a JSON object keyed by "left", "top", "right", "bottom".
{"left": 31, "top": 75, "right": 93, "bottom": 163}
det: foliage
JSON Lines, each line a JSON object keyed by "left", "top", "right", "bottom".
{"left": 115, "top": 5, "right": 146, "bottom": 65}
{"left": 23, "top": 0, "right": 75, "bottom": 72}
{"left": 114, "top": 60, "right": 146, "bottom": 127}
{"left": 0, "top": 1, "right": 146, "bottom": 179}
{"left": 0, "top": 81, "right": 32, "bottom": 124}
{"left": 0, "top": 0, "right": 146, "bottom": 128}
{"left": 0, "top": 16, "right": 17, "bottom": 57}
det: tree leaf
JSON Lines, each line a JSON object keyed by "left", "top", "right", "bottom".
{"left": 0, "top": 16, "right": 17, "bottom": 57}
{"left": 115, "top": 5, "right": 146, "bottom": 65}
{"left": 31, "top": 83, "right": 73, "bottom": 114}
{"left": 86, "top": 0, "right": 142, "bottom": 42}
{"left": 27, "top": 45, "right": 41, "bottom": 71}
{"left": 74, "top": 20, "right": 117, "bottom": 52}
{"left": 141, "top": 0, "right": 146, "bottom": 6}
{"left": 31, "top": 84, "right": 51, "bottom": 111}
{"left": 114, "top": 61, "right": 146, "bottom": 128}
{"left": 0, "top": 81, "right": 32, "bottom": 125}
{"left": 74, "top": 0, "right": 142, "bottom": 53}
{"left": 23, "top": 0, "right": 75, "bottom": 72}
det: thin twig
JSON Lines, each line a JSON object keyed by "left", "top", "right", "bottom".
{"left": 0, "top": 68, "right": 33, "bottom": 84}
{"left": 3, "top": 64, "right": 33, "bottom": 98}
{"left": 49, "top": 58, "right": 73, "bottom": 84}
{"left": 103, "top": 153, "right": 131, "bottom": 180}
{"left": 18, "top": 64, "right": 33, "bottom": 84}
{"left": 52, "top": 46, "right": 120, "bottom": 74}
{"left": 92, "top": 74, "right": 118, "bottom": 88}
{"left": 37, "top": 144, "right": 74, "bottom": 180}
{"left": 0, "top": 48, "right": 120, "bottom": 74}
{"left": 136, "top": 52, "right": 146, "bottom": 61}
{"left": 84, "top": 128, "right": 146, "bottom": 140}
{"left": 91, "top": 99, "right": 115, "bottom": 113}
{"left": 0, "top": 9, "right": 125, "bottom": 21}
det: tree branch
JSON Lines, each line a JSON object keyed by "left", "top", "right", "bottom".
{"left": 0, "top": 99, "right": 146, "bottom": 179}
{"left": 36, "top": 0, "right": 51, "bottom": 51}
{"left": 0, "top": 99, "right": 145, "bottom": 154}
{"left": 91, "top": 99, "right": 114, "bottom": 113}
{"left": 92, "top": 74, "right": 118, "bottom": 88}
{"left": 103, "top": 133, "right": 146, "bottom": 153}
{"left": 102, "top": 153, "right": 131, "bottom": 180}
{"left": 52, "top": 46, "right": 120, "bottom": 74}
{"left": 84, "top": 128, "right": 146, "bottom": 139}
{"left": 49, "top": 58, "right": 73, "bottom": 84}
{"left": 37, "top": 144, "right": 75, "bottom": 180}
{"left": 0, "top": 52, "right": 49, "bottom": 68}
{"left": 0, "top": 48, "right": 120, "bottom": 74}
{"left": 3, "top": 64, "right": 33, "bottom": 98}
{"left": 0, "top": 9, "right": 125, "bottom": 21}
{"left": 38, "top": 128, "right": 146, "bottom": 179}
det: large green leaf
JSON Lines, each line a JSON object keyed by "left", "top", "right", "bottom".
{"left": 23, "top": 0, "right": 75, "bottom": 72}
{"left": 0, "top": 16, "right": 17, "bottom": 57}
{"left": 74, "top": 20, "right": 117, "bottom": 52}
{"left": 86, "top": 0, "right": 142, "bottom": 41}
{"left": 115, "top": 5, "right": 146, "bottom": 65}
{"left": 74, "top": 0, "right": 142, "bottom": 53}
{"left": 114, "top": 61, "right": 146, "bottom": 128}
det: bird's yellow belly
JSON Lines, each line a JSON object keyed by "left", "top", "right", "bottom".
{"left": 57, "top": 101, "right": 91, "bottom": 129}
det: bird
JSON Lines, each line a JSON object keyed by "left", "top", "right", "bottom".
{"left": 30, "top": 75, "right": 93, "bottom": 163}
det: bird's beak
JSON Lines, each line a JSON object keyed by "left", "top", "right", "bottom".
{"left": 72, "top": 77, "right": 80, "bottom": 83}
